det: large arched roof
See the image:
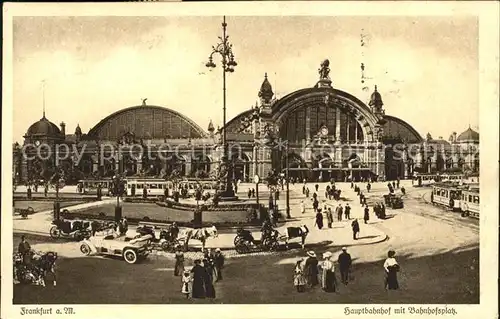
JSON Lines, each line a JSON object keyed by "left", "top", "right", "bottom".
{"left": 382, "top": 115, "right": 423, "bottom": 143}
{"left": 88, "top": 105, "right": 207, "bottom": 140}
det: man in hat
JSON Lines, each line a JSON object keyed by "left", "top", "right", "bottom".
{"left": 304, "top": 251, "right": 319, "bottom": 287}
{"left": 18, "top": 235, "right": 31, "bottom": 266}
{"left": 344, "top": 203, "right": 351, "bottom": 220}
{"left": 213, "top": 248, "right": 225, "bottom": 281}
{"left": 338, "top": 247, "right": 352, "bottom": 285}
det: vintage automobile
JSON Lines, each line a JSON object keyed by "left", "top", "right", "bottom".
{"left": 79, "top": 233, "right": 152, "bottom": 264}
{"left": 50, "top": 218, "right": 92, "bottom": 241}
{"left": 383, "top": 194, "right": 404, "bottom": 209}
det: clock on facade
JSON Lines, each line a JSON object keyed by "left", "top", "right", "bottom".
{"left": 320, "top": 125, "right": 328, "bottom": 136}
{"left": 34, "top": 140, "right": 41, "bottom": 146}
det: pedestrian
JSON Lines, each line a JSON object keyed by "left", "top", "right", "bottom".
{"left": 344, "top": 203, "right": 351, "bottom": 220}
{"left": 300, "top": 200, "right": 306, "bottom": 214}
{"left": 319, "top": 251, "right": 336, "bottom": 292}
{"left": 364, "top": 205, "right": 370, "bottom": 224}
{"left": 336, "top": 204, "right": 343, "bottom": 222}
{"left": 367, "top": 182, "right": 371, "bottom": 193}
{"left": 302, "top": 185, "right": 306, "bottom": 195}
{"left": 251, "top": 188, "right": 256, "bottom": 198}
{"left": 315, "top": 184, "right": 319, "bottom": 192}
{"left": 18, "top": 235, "right": 31, "bottom": 265}
{"left": 203, "top": 259, "right": 216, "bottom": 298}
{"left": 314, "top": 210, "right": 324, "bottom": 230}
{"left": 276, "top": 190, "right": 280, "bottom": 200}
{"left": 359, "top": 192, "right": 364, "bottom": 205}
{"left": 248, "top": 189, "right": 252, "bottom": 199}
{"left": 338, "top": 247, "right": 352, "bottom": 285}
{"left": 190, "top": 259, "right": 206, "bottom": 299}
{"left": 181, "top": 270, "right": 192, "bottom": 299}
{"left": 143, "top": 186, "right": 148, "bottom": 199}
{"left": 293, "top": 259, "right": 307, "bottom": 292}
{"left": 27, "top": 186, "right": 32, "bottom": 200}
{"left": 174, "top": 246, "right": 185, "bottom": 276}
{"left": 396, "top": 178, "right": 400, "bottom": 189}
{"left": 44, "top": 185, "right": 48, "bottom": 197}
{"left": 326, "top": 208, "right": 333, "bottom": 228}
{"left": 313, "top": 199, "right": 319, "bottom": 212}
{"left": 213, "top": 248, "right": 225, "bottom": 281}
{"left": 392, "top": 181, "right": 396, "bottom": 190}
{"left": 401, "top": 186, "right": 406, "bottom": 195}
{"left": 304, "top": 251, "right": 319, "bottom": 287}
{"left": 350, "top": 181, "right": 354, "bottom": 189}
{"left": 305, "top": 188, "right": 310, "bottom": 198}
{"left": 351, "top": 219, "right": 360, "bottom": 240}
{"left": 384, "top": 250, "right": 400, "bottom": 290}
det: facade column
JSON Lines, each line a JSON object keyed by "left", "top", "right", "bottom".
{"left": 335, "top": 107, "right": 341, "bottom": 143}
{"left": 305, "top": 107, "right": 311, "bottom": 143}
{"left": 185, "top": 156, "right": 192, "bottom": 176}
{"left": 346, "top": 115, "right": 350, "bottom": 143}
{"left": 355, "top": 122, "right": 358, "bottom": 143}
{"left": 402, "top": 149, "right": 408, "bottom": 179}
{"left": 136, "top": 157, "right": 143, "bottom": 174}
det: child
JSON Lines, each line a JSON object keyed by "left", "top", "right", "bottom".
{"left": 293, "top": 259, "right": 307, "bottom": 292}
{"left": 181, "top": 270, "right": 192, "bottom": 298}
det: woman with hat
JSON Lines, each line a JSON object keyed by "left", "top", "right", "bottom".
{"left": 383, "top": 250, "right": 400, "bottom": 290}
{"left": 304, "top": 251, "right": 319, "bottom": 287}
{"left": 190, "top": 259, "right": 206, "bottom": 299}
{"left": 319, "top": 251, "right": 336, "bottom": 292}
{"left": 174, "top": 245, "right": 185, "bottom": 276}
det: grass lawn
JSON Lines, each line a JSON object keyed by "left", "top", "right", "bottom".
{"left": 12, "top": 233, "right": 479, "bottom": 304}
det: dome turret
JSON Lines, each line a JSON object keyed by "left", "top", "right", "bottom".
{"left": 208, "top": 120, "right": 215, "bottom": 133}
{"left": 368, "top": 85, "right": 384, "bottom": 113}
{"left": 456, "top": 127, "right": 479, "bottom": 142}
{"left": 25, "top": 115, "right": 61, "bottom": 137}
{"left": 75, "top": 124, "right": 82, "bottom": 136}
{"left": 258, "top": 73, "right": 274, "bottom": 104}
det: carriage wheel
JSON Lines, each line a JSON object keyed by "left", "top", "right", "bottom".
{"left": 49, "top": 226, "right": 61, "bottom": 239}
{"left": 123, "top": 249, "right": 138, "bottom": 264}
{"left": 80, "top": 243, "right": 91, "bottom": 256}
{"left": 235, "top": 242, "right": 249, "bottom": 254}
{"left": 268, "top": 239, "right": 279, "bottom": 252}
{"left": 233, "top": 236, "right": 241, "bottom": 246}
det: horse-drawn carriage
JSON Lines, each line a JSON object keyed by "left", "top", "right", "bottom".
{"left": 383, "top": 193, "right": 404, "bottom": 209}
{"left": 50, "top": 218, "right": 92, "bottom": 241}
{"left": 234, "top": 225, "right": 309, "bottom": 254}
{"left": 14, "top": 206, "right": 34, "bottom": 219}
{"left": 13, "top": 250, "right": 57, "bottom": 286}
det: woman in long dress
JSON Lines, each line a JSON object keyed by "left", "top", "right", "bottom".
{"left": 383, "top": 250, "right": 400, "bottom": 290}
{"left": 304, "top": 251, "right": 319, "bottom": 287}
{"left": 319, "top": 252, "right": 336, "bottom": 292}
{"left": 190, "top": 259, "right": 206, "bottom": 299}
{"left": 203, "top": 259, "right": 216, "bottom": 299}
{"left": 293, "top": 259, "right": 307, "bottom": 292}
{"left": 314, "top": 210, "right": 324, "bottom": 230}
{"left": 174, "top": 246, "right": 185, "bottom": 276}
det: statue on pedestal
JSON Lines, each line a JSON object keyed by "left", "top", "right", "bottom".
{"left": 319, "top": 59, "right": 331, "bottom": 80}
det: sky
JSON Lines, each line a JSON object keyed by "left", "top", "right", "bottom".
{"left": 12, "top": 15, "right": 479, "bottom": 143}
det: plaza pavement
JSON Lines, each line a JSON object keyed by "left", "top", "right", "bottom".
{"left": 12, "top": 182, "right": 390, "bottom": 258}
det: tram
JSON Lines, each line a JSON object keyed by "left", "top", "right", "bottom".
{"left": 460, "top": 186, "right": 480, "bottom": 218}
{"left": 440, "top": 173, "right": 465, "bottom": 183}
{"left": 125, "top": 178, "right": 174, "bottom": 197}
{"left": 412, "top": 173, "right": 441, "bottom": 187}
{"left": 430, "top": 182, "right": 463, "bottom": 211}
{"left": 77, "top": 179, "right": 114, "bottom": 195}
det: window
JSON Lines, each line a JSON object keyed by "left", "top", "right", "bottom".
{"left": 469, "top": 195, "right": 472, "bottom": 203}
{"left": 137, "top": 184, "right": 143, "bottom": 189}
{"left": 473, "top": 196, "right": 479, "bottom": 204}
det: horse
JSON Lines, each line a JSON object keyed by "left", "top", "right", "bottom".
{"left": 280, "top": 225, "right": 310, "bottom": 249}
{"left": 178, "top": 226, "right": 218, "bottom": 252}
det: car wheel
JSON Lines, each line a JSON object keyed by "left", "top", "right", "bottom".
{"left": 123, "top": 249, "right": 138, "bottom": 264}
{"left": 80, "top": 243, "right": 91, "bottom": 256}
{"left": 49, "top": 226, "right": 61, "bottom": 239}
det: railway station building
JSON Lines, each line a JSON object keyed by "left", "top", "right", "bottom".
{"left": 13, "top": 61, "right": 480, "bottom": 184}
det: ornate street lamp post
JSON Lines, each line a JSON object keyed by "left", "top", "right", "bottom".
{"left": 206, "top": 16, "right": 238, "bottom": 199}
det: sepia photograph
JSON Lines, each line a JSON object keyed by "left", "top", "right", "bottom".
{"left": 2, "top": 2, "right": 498, "bottom": 319}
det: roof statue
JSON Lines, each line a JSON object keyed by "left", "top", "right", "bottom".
{"left": 319, "top": 59, "right": 330, "bottom": 80}
{"left": 142, "top": 98, "right": 148, "bottom": 106}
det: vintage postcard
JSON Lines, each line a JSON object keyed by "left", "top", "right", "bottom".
{"left": 2, "top": 2, "right": 498, "bottom": 319}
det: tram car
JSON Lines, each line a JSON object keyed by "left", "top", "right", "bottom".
{"left": 125, "top": 178, "right": 174, "bottom": 197}
{"left": 412, "top": 173, "right": 441, "bottom": 187}
{"left": 430, "top": 182, "right": 463, "bottom": 211}
{"left": 77, "top": 179, "right": 114, "bottom": 195}
{"left": 460, "top": 186, "right": 480, "bottom": 218}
